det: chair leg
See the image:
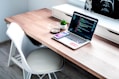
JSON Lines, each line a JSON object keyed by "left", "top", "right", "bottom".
{"left": 48, "top": 74, "right": 52, "bottom": 79}
{"left": 27, "top": 73, "right": 32, "bottom": 79}
{"left": 47, "top": 73, "right": 58, "bottom": 79}
{"left": 8, "top": 41, "right": 16, "bottom": 66}
{"left": 37, "top": 74, "right": 46, "bottom": 79}
{"left": 23, "top": 69, "right": 32, "bottom": 79}
{"left": 53, "top": 73, "right": 58, "bottom": 79}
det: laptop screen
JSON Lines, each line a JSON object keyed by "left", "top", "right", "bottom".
{"left": 68, "top": 11, "right": 98, "bottom": 40}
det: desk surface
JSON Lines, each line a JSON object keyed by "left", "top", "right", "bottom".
{"left": 5, "top": 8, "right": 119, "bottom": 79}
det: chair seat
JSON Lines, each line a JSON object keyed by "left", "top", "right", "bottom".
{"left": 27, "top": 48, "right": 63, "bottom": 74}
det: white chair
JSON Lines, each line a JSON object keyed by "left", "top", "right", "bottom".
{"left": 6, "top": 22, "right": 64, "bottom": 79}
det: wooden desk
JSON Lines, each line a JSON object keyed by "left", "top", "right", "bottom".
{"left": 5, "top": 8, "right": 119, "bottom": 79}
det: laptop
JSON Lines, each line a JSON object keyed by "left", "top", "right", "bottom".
{"left": 52, "top": 11, "right": 98, "bottom": 49}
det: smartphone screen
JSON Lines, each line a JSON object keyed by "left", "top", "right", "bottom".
{"left": 53, "top": 32, "right": 69, "bottom": 39}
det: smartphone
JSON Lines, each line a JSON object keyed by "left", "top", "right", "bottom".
{"left": 53, "top": 32, "right": 69, "bottom": 39}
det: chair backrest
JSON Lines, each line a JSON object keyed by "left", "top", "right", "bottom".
{"left": 6, "top": 22, "right": 38, "bottom": 72}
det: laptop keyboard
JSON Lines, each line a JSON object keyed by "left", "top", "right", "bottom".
{"left": 66, "top": 34, "right": 86, "bottom": 44}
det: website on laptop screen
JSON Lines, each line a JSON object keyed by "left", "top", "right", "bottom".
{"left": 68, "top": 12, "right": 98, "bottom": 40}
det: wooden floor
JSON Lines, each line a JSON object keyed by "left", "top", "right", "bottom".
{"left": 0, "top": 41, "right": 98, "bottom": 79}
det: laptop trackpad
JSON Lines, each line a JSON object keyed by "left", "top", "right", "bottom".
{"left": 58, "top": 37, "right": 81, "bottom": 49}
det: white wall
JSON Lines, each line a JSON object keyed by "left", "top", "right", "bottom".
{"left": 0, "top": 0, "right": 67, "bottom": 43}
{"left": 68, "top": 0, "right": 86, "bottom": 8}
{"left": 28, "top": 0, "right": 67, "bottom": 11}
{"left": 0, "top": 0, "right": 28, "bottom": 43}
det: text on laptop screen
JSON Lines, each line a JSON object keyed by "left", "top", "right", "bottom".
{"left": 68, "top": 12, "right": 98, "bottom": 40}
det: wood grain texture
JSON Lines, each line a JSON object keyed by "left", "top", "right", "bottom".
{"left": 5, "top": 8, "right": 119, "bottom": 79}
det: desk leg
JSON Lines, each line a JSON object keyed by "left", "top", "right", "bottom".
{"left": 8, "top": 41, "right": 16, "bottom": 66}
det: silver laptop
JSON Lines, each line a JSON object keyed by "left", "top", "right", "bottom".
{"left": 52, "top": 11, "right": 98, "bottom": 49}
